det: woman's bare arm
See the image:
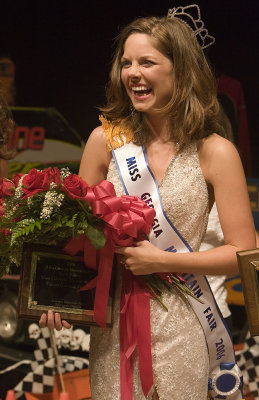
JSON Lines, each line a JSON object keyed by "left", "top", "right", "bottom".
{"left": 78, "top": 126, "right": 111, "bottom": 185}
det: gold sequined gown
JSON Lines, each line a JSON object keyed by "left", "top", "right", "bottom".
{"left": 89, "top": 143, "right": 210, "bottom": 400}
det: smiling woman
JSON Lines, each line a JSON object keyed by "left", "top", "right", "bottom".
{"left": 39, "top": 6, "right": 255, "bottom": 400}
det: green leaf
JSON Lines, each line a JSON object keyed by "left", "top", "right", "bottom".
{"left": 35, "top": 221, "right": 42, "bottom": 230}
{"left": 85, "top": 224, "right": 106, "bottom": 249}
{"left": 65, "top": 220, "right": 75, "bottom": 228}
{"left": 10, "top": 218, "right": 43, "bottom": 245}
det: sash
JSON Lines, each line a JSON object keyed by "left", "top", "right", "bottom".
{"left": 112, "top": 140, "right": 244, "bottom": 400}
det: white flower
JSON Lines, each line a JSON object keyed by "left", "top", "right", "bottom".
{"left": 27, "top": 197, "right": 33, "bottom": 207}
{"left": 50, "top": 182, "right": 57, "bottom": 189}
{"left": 40, "top": 190, "right": 65, "bottom": 219}
{"left": 14, "top": 177, "right": 25, "bottom": 199}
{"left": 60, "top": 168, "right": 71, "bottom": 179}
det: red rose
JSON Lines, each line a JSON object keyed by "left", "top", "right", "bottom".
{"left": 12, "top": 173, "right": 24, "bottom": 187}
{"left": 1, "top": 228, "right": 10, "bottom": 236}
{"left": 62, "top": 174, "right": 89, "bottom": 200}
{"left": 0, "top": 227, "right": 11, "bottom": 244}
{"left": 0, "top": 178, "right": 15, "bottom": 197}
{"left": 49, "top": 167, "right": 62, "bottom": 186}
{"left": 22, "top": 168, "right": 52, "bottom": 198}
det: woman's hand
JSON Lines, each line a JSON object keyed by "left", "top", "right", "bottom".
{"left": 39, "top": 310, "right": 71, "bottom": 331}
{"left": 115, "top": 240, "right": 165, "bottom": 275}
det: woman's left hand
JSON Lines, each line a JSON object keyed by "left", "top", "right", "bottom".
{"left": 114, "top": 240, "right": 164, "bottom": 275}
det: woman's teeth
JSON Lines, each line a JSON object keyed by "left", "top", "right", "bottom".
{"left": 132, "top": 86, "right": 152, "bottom": 96}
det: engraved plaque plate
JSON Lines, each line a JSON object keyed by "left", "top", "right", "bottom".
{"left": 17, "top": 243, "right": 115, "bottom": 327}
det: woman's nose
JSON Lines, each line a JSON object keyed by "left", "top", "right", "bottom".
{"left": 128, "top": 64, "right": 141, "bottom": 77}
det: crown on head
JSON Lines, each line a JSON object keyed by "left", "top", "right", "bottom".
{"left": 167, "top": 4, "right": 215, "bottom": 50}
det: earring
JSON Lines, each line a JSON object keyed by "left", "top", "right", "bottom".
{"left": 130, "top": 104, "right": 135, "bottom": 117}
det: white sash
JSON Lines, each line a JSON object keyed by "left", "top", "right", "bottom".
{"left": 112, "top": 140, "right": 244, "bottom": 400}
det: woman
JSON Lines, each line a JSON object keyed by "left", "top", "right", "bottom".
{"left": 0, "top": 90, "right": 15, "bottom": 177}
{"left": 40, "top": 9, "right": 255, "bottom": 400}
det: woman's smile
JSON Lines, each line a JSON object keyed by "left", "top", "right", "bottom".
{"left": 131, "top": 85, "right": 152, "bottom": 99}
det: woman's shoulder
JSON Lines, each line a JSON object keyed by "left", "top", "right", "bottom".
{"left": 198, "top": 133, "right": 239, "bottom": 161}
{"left": 197, "top": 133, "right": 243, "bottom": 183}
{"left": 88, "top": 124, "right": 106, "bottom": 141}
{"left": 84, "top": 114, "right": 134, "bottom": 161}
{"left": 86, "top": 124, "right": 111, "bottom": 153}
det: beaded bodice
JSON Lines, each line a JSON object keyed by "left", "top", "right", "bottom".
{"left": 107, "top": 142, "right": 209, "bottom": 251}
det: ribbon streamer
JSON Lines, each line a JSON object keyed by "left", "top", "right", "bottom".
{"left": 120, "top": 268, "right": 153, "bottom": 399}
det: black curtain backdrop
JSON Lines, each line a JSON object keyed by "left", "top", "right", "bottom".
{"left": 0, "top": 0, "right": 258, "bottom": 175}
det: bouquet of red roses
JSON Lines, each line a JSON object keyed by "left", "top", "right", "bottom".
{"left": 0, "top": 167, "right": 155, "bottom": 275}
{"left": 0, "top": 167, "right": 201, "bottom": 327}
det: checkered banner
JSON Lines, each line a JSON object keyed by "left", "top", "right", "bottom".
{"left": 236, "top": 334, "right": 259, "bottom": 400}
{"left": 13, "top": 327, "right": 89, "bottom": 399}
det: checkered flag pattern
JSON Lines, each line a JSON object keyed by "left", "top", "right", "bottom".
{"left": 61, "top": 356, "right": 89, "bottom": 373}
{"left": 14, "top": 359, "right": 55, "bottom": 399}
{"left": 236, "top": 334, "right": 259, "bottom": 399}
{"left": 13, "top": 327, "right": 89, "bottom": 399}
{"left": 31, "top": 327, "right": 53, "bottom": 371}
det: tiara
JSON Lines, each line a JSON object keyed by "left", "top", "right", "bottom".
{"left": 167, "top": 4, "right": 215, "bottom": 50}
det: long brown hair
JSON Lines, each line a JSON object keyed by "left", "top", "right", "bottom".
{"left": 100, "top": 16, "right": 222, "bottom": 148}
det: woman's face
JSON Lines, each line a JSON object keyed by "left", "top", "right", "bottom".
{"left": 120, "top": 33, "right": 173, "bottom": 115}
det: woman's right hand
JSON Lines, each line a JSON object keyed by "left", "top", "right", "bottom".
{"left": 39, "top": 310, "right": 71, "bottom": 331}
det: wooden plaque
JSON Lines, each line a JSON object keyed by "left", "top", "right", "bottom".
{"left": 17, "top": 243, "right": 115, "bottom": 327}
{"left": 237, "top": 248, "right": 259, "bottom": 336}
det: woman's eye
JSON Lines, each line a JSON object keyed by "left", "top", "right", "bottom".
{"left": 121, "top": 61, "right": 131, "bottom": 68}
{"left": 142, "top": 60, "right": 154, "bottom": 66}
